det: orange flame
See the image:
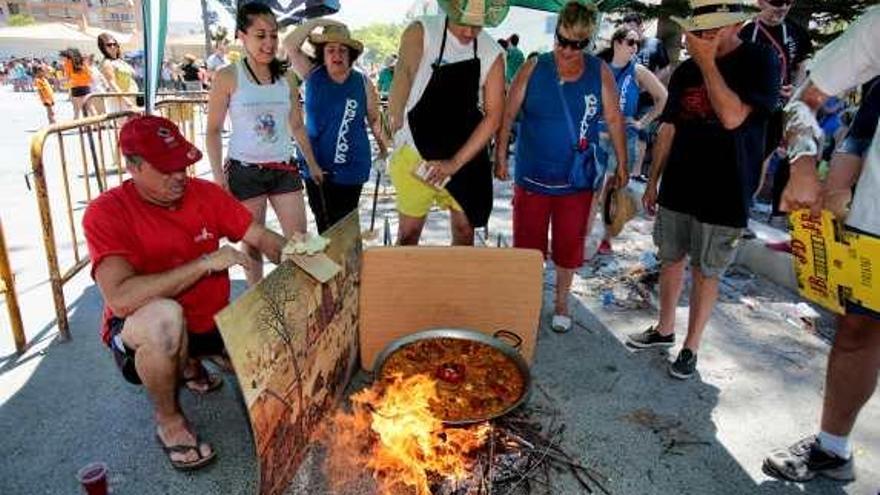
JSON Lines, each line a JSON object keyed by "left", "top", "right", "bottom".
{"left": 324, "top": 373, "right": 489, "bottom": 495}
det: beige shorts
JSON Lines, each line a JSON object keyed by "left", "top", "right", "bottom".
{"left": 653, "top": 207, "right": 743, "bottom": 278}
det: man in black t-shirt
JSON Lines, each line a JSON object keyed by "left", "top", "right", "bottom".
{"left": 629, "top": 0, "right": 779, "bottom": 380}
{"left": 739, "top": 0, "right": 812, "bottom": 225}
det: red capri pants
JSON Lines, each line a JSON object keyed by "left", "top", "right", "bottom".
{"left": 512, "top": 185, "right": 593, "bottom": 269}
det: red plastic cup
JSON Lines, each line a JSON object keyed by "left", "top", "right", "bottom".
{"left": 76, "top": 462, "right": 108, "bottom": 495}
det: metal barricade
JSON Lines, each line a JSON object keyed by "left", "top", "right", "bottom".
{"left": 82, "top": 90, "right": 209, "bottom": 119}
{"left": 29, "top": 92, "right": 212, "bottom": 341}
{"left": 30, "top": 111, "right": 137, "bottom": 339}
{"left": 0, "top": 217, "right": 25, "bottom": 353}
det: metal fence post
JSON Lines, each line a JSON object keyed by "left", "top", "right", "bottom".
{"left": 0, "top": 217, "right": 26, "bottom": 353}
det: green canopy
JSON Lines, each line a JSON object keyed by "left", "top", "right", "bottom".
{"left": 510, "top": 0, "right": 635, "bottom": 13}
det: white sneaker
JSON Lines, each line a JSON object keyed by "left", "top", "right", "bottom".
{"left": 551, "top": 314, "right": 572, "bottom": 333}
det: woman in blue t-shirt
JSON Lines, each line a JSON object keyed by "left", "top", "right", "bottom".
{"left": 594, "top": 26, "right": 667, "bottom": 255}
{"left": 285, "top": 19, "right": 390, "bottom": 233}
{"left": 494, "top": 1, "right": 629, "bottom": 333}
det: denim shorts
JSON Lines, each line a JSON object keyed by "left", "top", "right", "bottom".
{"left": 653, "top": 207, "right": 743, "bottom": 279}
{"left": 225, "top": 159, "right": 303, "bottom": 201}
{"left": 599, "top": 133, "right": 640, "bottom": 174}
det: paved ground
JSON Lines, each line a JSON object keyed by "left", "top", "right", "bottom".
{"left": 1, "top": 86, "right": 878, "bottom": 494}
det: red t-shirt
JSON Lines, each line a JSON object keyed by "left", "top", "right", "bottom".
{"left": 83, "top": 178, "right": 253, "bottom": 344}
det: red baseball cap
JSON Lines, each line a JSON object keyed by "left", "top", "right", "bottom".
{"left": 119, "top": 115, "right": 202, "bottom": 173}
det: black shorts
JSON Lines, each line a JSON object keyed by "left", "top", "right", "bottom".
{"left": 70, "top": 86, "right": 91, "bottom": 98}
{"left": 107, "top": 317, "right": 227, "bottom": 385}
{"left": 225, "top": 159, "right": 303, "bottom": 201}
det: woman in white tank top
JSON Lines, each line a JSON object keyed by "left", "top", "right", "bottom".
{"left": 206, "top": 2, "right": 322, "bottom": 285}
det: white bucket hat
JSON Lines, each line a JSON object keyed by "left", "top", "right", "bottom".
{"left": 671, "top": 0, "right": 758, "bottom": 31}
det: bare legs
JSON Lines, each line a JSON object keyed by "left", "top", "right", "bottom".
{"left": 820, "top": 313, "right": 880, "bottom": 436}
{"left": 654, "top": 258, "right": 720, "bottom": 351}
{"left": 241, "top": 190, "right": 307, "bottom": 285}
{"left": 121, "top": 299, "right": 212, "bottom": 464}
{"left": 397, "top": 210, "right": 474, "bottom": 246}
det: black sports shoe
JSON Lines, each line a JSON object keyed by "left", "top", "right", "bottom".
{"left": 668, "top": 348, "right": 697, "bottom": 379}
{"left": 627, "top": 326, "right": 674, "bottom": 349}
{"left": 763, "top": 435, "right": 855, "bottom": 482}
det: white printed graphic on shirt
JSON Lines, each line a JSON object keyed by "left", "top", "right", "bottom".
{"left": 579, "top": 94, "right": 599, "bottom": 140}
{"left": 253, "top": 112, "right": 279, "bottom": 144}
{"left": 619, "top": 74, "right": 634, "bottom": 112}
{"left": 334, "top": 98, "right": 358, "bottom": 164}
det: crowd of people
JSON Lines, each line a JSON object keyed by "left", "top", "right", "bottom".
{"left": 69, "top": 0, "right": 878, "bottom": 485}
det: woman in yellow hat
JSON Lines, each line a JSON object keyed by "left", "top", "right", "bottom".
{"left": 284, "top": 20, "right": 390, "bottom": 233}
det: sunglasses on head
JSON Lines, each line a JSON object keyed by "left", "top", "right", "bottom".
{"left": 555, "top": 31, "right": 590, "bottom": 51}
{"left": 766, "top": 0, "right": 793, "bottom": 6}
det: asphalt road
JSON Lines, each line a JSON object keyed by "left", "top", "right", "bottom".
{"left": 1, "top": 85, "right": 878, "bottom": 494}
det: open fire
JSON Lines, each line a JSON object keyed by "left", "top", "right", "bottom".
{"left": 319, "top": 374, "right": 610, "bottom": 495}
{"left": 323, "top": 374, "right": 489, "bottom": 494}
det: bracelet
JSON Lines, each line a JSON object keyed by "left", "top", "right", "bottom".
{"left": 201, "top": 254, "right": 212, "bottom": 276}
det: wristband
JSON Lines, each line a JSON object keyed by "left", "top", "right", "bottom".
{"left": 201, "top": 254, "right": 213, "bottom": 276}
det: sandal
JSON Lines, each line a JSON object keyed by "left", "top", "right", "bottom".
{"left": 182, "top": 363, "right": 223, "bottom": 395}
{"left": 155, "top": 432, "right": 216, "bottom": 471}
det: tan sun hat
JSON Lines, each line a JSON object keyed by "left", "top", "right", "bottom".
{"left": 671, "top": 0, "right": 758, "bottom": 32}
{"left": 437, "top": 0, "right": 510, "bottom": 28}
{"left": 308, "top": 24, "right": 364, "bottom": 56}
{"left": 603, "top": 187, "right": 638, "bottom": 238}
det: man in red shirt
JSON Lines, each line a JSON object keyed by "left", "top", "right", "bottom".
{"left": 83, "top": 115, "right": 290, "bottom": 471}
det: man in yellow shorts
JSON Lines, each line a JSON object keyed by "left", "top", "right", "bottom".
{"left": 387, "top": 0, "right": 506, "bottom": 245}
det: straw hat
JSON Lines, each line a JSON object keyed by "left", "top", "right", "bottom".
{"left": 603, "top": 187, "right": 638, "bottom": 237}
{"left": 671, "top": 0, "right": 758, "bottom": 32}
{"left": 437, "top": 0, "right": 510, "bottom": 28}
{"left": 308, "top": 24, "right": 364, "bottom": 56}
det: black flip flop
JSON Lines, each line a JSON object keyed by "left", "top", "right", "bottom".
{"left": 156, "top": 433, "right": 216, "bottom": 471}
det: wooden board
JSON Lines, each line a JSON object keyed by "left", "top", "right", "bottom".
{"left": 215, "top": 212, "right": 362, "bottom": 495}
{"left": 358, "top": 247, "right": 544, "bottom": 370}
{"left": 790, "top": 209, "right": 880, "bottom": 314}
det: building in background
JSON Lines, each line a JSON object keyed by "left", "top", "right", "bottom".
{"left": 0, "top": 1, "right": 134, "bottom": 31}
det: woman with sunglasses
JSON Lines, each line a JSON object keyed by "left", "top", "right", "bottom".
{"left": 593, "top": 27, "right": 667, "bottom": 255}
{"left": 495, "top": 1, "right": 629, "bottom": 333}
{"left": 98, "top": 33, "right": 138, "bottom": 113}
{"left": 206, "top": 2, "right": 318, "bottom": 285}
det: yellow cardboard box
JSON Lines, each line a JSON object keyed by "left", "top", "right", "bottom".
{"left": 790, "top": 210, "right": 880, "bottom": 314}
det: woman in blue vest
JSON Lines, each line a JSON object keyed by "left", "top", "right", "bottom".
{"left": 494, "top": 1, "right": 629, "bottom": 333}
{"left": 285, "top": 20, "right": 390, "bottom": 233}
{"left": 594, "top": 26, "right": 667, "bottom": 255}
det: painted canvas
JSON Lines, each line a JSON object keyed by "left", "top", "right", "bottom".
{"left": 215, "top": 212, "right": 362, "bottom": 495}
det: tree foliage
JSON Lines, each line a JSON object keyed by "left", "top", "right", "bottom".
{"left": 8, "top": 14, "right": 36, "bottom": 27}
{"left": 351, "top": 22, "right": 406, "bottom": 66}
{"left": 610, "top": 0, "right": 870, "bottom": 47}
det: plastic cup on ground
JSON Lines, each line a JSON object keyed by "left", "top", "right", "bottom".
{"left": 76, "top": 462, "right": 108, "bottom": 495}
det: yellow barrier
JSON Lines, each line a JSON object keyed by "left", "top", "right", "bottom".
{"left": 30, "top": 111, "right": 137, "bottom": 339}
{"left": 0, "top": 217, "right": 25, "bottom": 353}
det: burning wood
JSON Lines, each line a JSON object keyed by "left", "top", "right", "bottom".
{"left": 317, "top": 376, "right": 611, "bottom": 495}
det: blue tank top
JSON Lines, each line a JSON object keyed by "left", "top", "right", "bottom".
{"left": 599, "top": 60, "right": 639, "bottom": 135}
{"left": 515, "top": 52, "right": 604, "bottom": 195}
{"left": 304, "top": 66, "right": 371, "bottom": 185}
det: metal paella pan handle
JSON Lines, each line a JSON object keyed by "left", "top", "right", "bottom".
{"left": 493, "top": 329, "right": 523, "bottom": 350}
